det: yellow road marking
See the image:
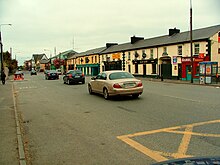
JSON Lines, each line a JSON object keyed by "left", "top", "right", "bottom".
{"left": 117, "top": 136, "right": 168, "bottom": 162}
{"left": 176, "top": 126, "right": 193, "bottom": 158}
{"left": 117, "top": 119, "right": 220, "bottom": 162}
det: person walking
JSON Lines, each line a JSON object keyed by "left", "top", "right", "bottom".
{"left": 1, "top": 70, "right": 6, "bottom": 85}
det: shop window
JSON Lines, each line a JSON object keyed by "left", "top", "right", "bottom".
{"left": 152, "top": 64, "right": 156, "bottom": 74}
{"left": 128, "top": 65, "right": 131, "bottom": 73}
{"left": 178, "top": 45, "right": 182, "bottom": 55}
{"left": 194, "top": 43, "right": 199, "bottom": 55}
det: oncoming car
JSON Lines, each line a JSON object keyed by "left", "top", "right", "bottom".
{"left": 88, "top": 70, "right": 143, "bottom": 99}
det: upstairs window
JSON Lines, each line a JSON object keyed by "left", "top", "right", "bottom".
{"left": 150, "top": 49, "right": 154, "bottom": 59}
{"left": 128, "top": 52, "right": 131, "bottom": 60}
{"left": 218, "top": 32, "right": 220, "bottom": 43}
{"left": 178, "top": 45, "right": 182, "bottom": 55}
{"left": 194, "top": 43, "right": 200, "bottom": 55}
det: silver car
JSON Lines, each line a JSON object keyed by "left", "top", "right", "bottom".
{"left": 88, "top": 70, "right": 143, "bottom": 99}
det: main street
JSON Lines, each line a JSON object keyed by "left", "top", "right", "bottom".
{"left": 13, "top": 72, "right": 220, "bottom": 165}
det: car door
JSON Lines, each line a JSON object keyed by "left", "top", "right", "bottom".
{"left": 96, "top": 73, "right": 107, "bottom": 93}
{"left": 91, "top": 73, "right": 102, "bottom": 93}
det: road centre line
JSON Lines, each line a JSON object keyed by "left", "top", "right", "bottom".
{"left": 162, "top": 94, "right": 201, "bottom": 103}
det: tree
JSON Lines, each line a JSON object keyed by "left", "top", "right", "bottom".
{"left": 3, "top": 51, "right": 18, "bottom": 73}
{"left": 53, "top": 58, "right": 64, "bottom": 69}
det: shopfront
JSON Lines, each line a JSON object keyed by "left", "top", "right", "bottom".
{"left": 181, "top": 55, "right": 209, "bottom": 81}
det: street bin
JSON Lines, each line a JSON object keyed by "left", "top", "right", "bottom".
{"left": 199, "top": 76, "right": 205, "bottom": 84}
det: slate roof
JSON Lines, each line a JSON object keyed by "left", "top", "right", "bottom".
{"left": 53, "top": 50, "right": 78, "bottom": 59}
{"left": 32, "top": 54, "right": 45, "bottom": 63}
{"left": 101, "top": 24, "right": 220, "bottom": 54}
{"left": 70, "top": 47, "right": 107, "bottom": 59}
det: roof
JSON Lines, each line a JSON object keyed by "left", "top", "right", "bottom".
{"left": 53, "top": 50, "right": 78, "bottom": 59}
{"left": 32, "top": 54, "right": 45, "bottom": 63}
{"left": 70, "top": 47, "right": 107, "bottom": 59}
{"left": 101, "top": 24, "right": 220, "bottom": 54}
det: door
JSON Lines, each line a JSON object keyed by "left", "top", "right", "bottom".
{"left": 186, "top": 65, "right": 191, "bottom": 81}
{"left": 143, "top": 64, "right": 146, "bottom": 76}
{"left": 178, "top": 64, "right": 182, "bottom": 80}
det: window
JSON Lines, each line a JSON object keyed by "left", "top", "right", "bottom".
{"left": 178, "top": 45, "right": 182, "bottom": 55}
{"left": 194, "top": 43, "right": 199, "bottom": 55}
{"left": 91, "top": 57, "right": 93, "bottom": 63}
{"left": 95, "top": 56, "right": 97, "bottom": 63}
{"left": 128, "top": 52, "right": 131, "bottom": 60}
{"left": 128, "top": 65, "right": 131, "bottom": 73}
{"left": 152, "top": 64, "right": 156, "bottom": 74}
{"left": 218, "top": 48, "right": 220, "bottom": 54}
{"left": 150, "top": 49, "right": 154, "bottom": 59}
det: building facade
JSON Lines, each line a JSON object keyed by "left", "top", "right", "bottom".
{"left": 65, "top": 25, "right": 220, "bottom": 80}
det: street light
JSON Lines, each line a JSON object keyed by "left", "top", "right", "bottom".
{"left": 0, "top": 23, "right": 12, "bottom": 73}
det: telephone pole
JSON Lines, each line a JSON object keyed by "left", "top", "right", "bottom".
{"left": 190, "top": 0, "right": 193, "bottom": 83}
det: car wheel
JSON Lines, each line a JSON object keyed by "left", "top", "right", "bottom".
{"left": 103, "top": 88, "right": 109, "bottom": 100}
{"left": 132, "top": 94, "right": 139, "bottom": 99}
{"left": 88, "top": 84, "right": 93, "bottom": 94}
{"left": 82, "top": 80, "right": 85, "bottom": 84}
{"left": 67, "top": 79, "right": 71, "bottom": 85}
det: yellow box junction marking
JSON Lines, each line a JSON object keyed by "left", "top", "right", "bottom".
{"left": 117, "top": 119, "right": 220, "bottom": 162}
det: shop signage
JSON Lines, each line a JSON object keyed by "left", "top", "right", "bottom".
{"left": 132, "top": 59, "right": 157, "bottom": 64}
{"left": 182, "top": 58, "right": 191, "bottom": 62}
{"left": 173, "top": 56, "right": 177, "bottom": 64}
{"left": 112, "top": 53, "right": 120, "bottom": 60}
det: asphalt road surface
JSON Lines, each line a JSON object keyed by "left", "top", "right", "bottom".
{"left": 13, "top": 72, "right": 220, "bottom": 165}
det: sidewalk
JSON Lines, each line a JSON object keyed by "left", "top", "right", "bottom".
{"left": 137, "top": 77, "right": 220, "bottom": 87}
{"left": 0, "top": 78, "right": 19, "bottom": 165}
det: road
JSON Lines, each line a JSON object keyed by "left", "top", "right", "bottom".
{"left": 13, "top": 72, "right": 220, "bottom": 165}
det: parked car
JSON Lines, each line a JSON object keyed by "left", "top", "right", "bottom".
{"left": 88, "top": 70, "right": 143, "bottom": 99}
{"left": 45, "top": 70, "right": 59, "bottom": 80}
{"left": 31, "top": 69, "right": 37, "bottom": 75}
{"left": 56, "top": 69, "right": 62, "bottom": 75}
{"left": 63, "top": 70, "right": 85, "bottom": 85}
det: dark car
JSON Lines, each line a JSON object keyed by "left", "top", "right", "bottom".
{"left": 45, "top": 70, "right": 59, "bottom": 80}
{"left": 63, "top": 70, "right": 85, "bottom": 85}
{"left": 31, "top": 69, "right": 37, "bottom": 75}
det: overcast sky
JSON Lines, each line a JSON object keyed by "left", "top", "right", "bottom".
{"left": 0, "top": 0, "right": 220, "bottom": 65}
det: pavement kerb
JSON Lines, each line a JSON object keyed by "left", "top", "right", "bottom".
{"left": 137, "top": 77, "right": 220, "bottom": 88}
{"left": 12, "top": 83, "right": 27, "bottom": 165}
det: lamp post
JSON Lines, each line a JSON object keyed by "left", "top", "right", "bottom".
{"left": 190, "top": 0, "right": 193, "bottom": 83}
{"left": 0, "top": 23, "right": 12, "bottom": 73}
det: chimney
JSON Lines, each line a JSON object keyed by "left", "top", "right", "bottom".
{"left": 106, "top": 43, "right": 118, "bottom": 48}
{"left": 169, "top": 28, "right": 180, "bottom": 36}
{"left": 131, "top": 36, "right": 144, "bottom": 44}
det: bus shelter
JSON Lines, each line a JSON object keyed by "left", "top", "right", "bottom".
{"left": 199, "top": 61, "right": 218, "bottom": 84}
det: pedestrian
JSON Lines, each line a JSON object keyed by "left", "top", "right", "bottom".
{"left": 1, "top": 70, "right": 6, "bottom": 85}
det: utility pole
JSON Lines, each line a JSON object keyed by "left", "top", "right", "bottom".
{"left": 190, "top": 0, "right": 193, "bottom": 83}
